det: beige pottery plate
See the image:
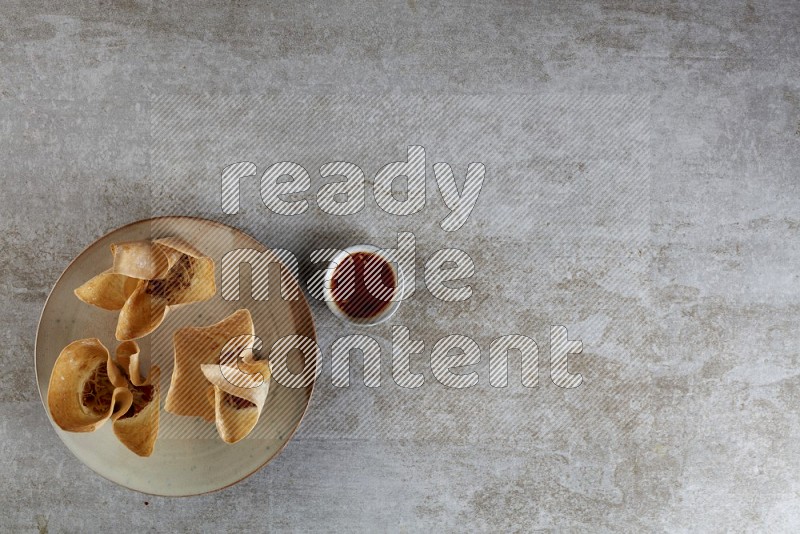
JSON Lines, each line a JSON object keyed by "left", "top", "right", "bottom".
{"left": 35, "top": 216, "right": 316, "bottom": 496}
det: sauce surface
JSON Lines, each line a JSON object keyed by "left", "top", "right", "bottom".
{"left": 331, "top": 252, "right": 397, "bottom": 319}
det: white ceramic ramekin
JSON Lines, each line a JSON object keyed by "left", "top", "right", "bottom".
{"left": 322, "top": 244, "right": 404, "bottom": 326}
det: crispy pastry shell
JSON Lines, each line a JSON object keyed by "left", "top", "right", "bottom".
{"left": 47, "top": 339, "right": 161, "bottom": 456}
{"left": 47, "top": 339, "right": 132, "bottom": 433}
{"left": 164, "top": 309, "right": 255, "bottom": 422}
{"left": 201, "top": 360, "right": 270, "bottom": 444}
{"left": 113, "top": 366, "right": 161, "bottom": 458}
{"left": 74, "top": 237, "right": 216, "bottom": 341}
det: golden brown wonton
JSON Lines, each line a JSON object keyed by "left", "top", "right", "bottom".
{"left": 47, "top": 338, "right": 161, "bottom": 457}
{"left": 165, "top": 309, "right": 270, "bottom": 442}
{"left": 74, "top": 237, "right": 215, "bottom": 341}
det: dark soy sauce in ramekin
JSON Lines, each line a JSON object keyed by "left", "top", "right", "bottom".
{"left": 330, "top": 252, "right": 397, "bottom": 319}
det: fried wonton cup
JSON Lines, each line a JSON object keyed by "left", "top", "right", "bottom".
{"left": 74, "top": 237, "right": 216, "bottom": 341}
{"left": 165, "top": 309, "right": 270, "bottom": 443}
{"left": 164, "top": 309, "right": 256, "bottom": 423}
{"left": 47, "top": 338, "right": 161, "bottom": 457}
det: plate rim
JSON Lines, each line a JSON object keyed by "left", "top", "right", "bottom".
{"left": 34, "top": 215, "right": 318, "bottom": 497}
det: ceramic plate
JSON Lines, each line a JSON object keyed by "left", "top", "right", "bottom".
{"left": 35, "top": 216, "right": 316, "bottom": 496}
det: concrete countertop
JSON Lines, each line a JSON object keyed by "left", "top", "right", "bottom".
{"left": 1, "top": 1, "right": 799, "bottom": 531}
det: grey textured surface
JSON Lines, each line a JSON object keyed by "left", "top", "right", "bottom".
{"left": 2, "top": 1, "right": 800, "bottom": 532}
